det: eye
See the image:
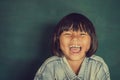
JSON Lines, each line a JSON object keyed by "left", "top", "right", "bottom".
{"left": 80, "top": 33, "right": 85, "bottom": 35}
{"left": 80, "top": 32, "right": 87, "bottom": 36}
{"left": 64, "top": 33, "right": 72, "bottom": 36}
{"left": 63, "top": 32, "right": 72, "bottom": 36}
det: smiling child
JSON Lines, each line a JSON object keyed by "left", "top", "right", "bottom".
{"left": 34, "top": 13, "right": 110, "bottom": 80}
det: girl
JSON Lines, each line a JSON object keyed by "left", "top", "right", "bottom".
{"left": 34, "top": 13, "right": 110, "bottom": 80}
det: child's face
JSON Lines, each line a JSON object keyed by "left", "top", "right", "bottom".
{"left": 59, "top": 29, "right": 91, "bottom": 61}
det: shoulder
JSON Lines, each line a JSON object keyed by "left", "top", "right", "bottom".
{"left": 35, "top": 56, "right": 61, "bottom": 74}
{"left": 88, "top": 55, "right": 110, "bottom": 73}
{"left": 43, "top": 56, "right": 61, "bottom": 65}
{"left": 34, "top": 56, "right": 61, "bottom": 79}
{"left": 88, "top": 55, "right": 109, "bottom": 69}
{"left": 89, "top": 55, "right": 105, "bottom": 63}
{"left": 40, "top": 56, "right": 61, "bottom": 68}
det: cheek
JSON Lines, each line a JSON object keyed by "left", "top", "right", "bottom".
{"left": 59, "top": 40, "right": 64, "bottom": 50}
{"left": 83, "top": 37, "right": 91, "bottom": 50}
{"left": 59, "top": 37, "right": 65, "bottom": 49}
{"left": 60, "top": 39, "right": 68, "bottom": 49}
{"left": 59, "top": 38, "right": 70, "bottom": 52}
{"left": 87, "top": 38, "right": 91, "bottom": 50}
{"left": 87, "top": 40, "right": 91, "bottom": 49}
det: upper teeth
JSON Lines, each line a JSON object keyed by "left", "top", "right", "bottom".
{"left": 70, "top": 45, "right": 81, "bottom": 48}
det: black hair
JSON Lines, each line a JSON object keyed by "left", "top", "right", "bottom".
{"left": 52, "top": 13, "right": 98, "bottom": 57}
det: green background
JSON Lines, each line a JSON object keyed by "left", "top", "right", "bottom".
{"left": 0, "top": 0, "right": 120, "bottom": 80}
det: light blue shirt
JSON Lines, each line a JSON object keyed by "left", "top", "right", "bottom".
{"left": 34, "top": 55, "right": 110, "bottom": 80}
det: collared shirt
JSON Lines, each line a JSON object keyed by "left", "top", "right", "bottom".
{"left": 34, "top": 55, "right": 110, "bottom": 80}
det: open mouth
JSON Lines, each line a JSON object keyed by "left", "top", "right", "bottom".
{"left": 69, "top": 45, "right": 82, "bottom": 53}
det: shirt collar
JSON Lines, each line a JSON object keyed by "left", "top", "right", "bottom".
{"left": 61, "top": 56, "right": 88, "bottom": 79}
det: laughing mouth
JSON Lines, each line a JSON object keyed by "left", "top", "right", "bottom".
{"left": 69, "top": 45, "right": 82, "bottom": 53}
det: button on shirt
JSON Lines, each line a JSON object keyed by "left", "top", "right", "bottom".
{"left": 34, "top": 55, "right": 110, "bottom": 80}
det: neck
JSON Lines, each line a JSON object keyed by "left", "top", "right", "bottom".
{"left": 67, "top": 58, "right": 84, "bottom": 75}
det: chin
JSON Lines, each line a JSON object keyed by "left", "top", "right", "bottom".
{"left": 69, "top": 56, "right": 85, "bottom": 61}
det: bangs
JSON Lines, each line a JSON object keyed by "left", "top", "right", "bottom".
{"left": 60, "top": 22, "right": 90, "bottom": 33}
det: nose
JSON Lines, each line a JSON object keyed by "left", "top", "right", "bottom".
{"left": 71, "top": 34, "right": 80, "bottom": 43}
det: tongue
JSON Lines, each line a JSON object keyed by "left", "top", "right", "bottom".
{"left": 70, "top": 47, "right": 80, "bottom": 53}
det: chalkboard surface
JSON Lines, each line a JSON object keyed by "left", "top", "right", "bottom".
{"left": 0, "top": 0, "right": 120, "bottom": 80}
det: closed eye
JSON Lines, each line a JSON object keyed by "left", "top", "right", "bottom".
{"left": 80, "top": 33, "right": 86, "bottom": 36}
{"left": 64, "top": 33, "right": 72, "bottom": 35}
{"left": 63, "top": 32, "right": 72, "bottom": 36}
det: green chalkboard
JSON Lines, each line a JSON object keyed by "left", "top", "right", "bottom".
{"left": 0, "top": 0, "right": 120, "bottom": 80}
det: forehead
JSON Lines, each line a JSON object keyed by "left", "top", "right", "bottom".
{"left": 61, "top": 24, "right": 88, "bottom": 32}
